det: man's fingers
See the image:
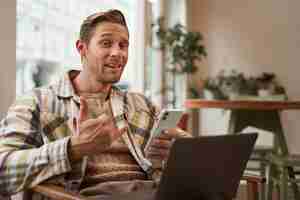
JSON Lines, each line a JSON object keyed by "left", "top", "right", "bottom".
{"left": 80, "top": 118, "right": 101, "bottom": 132}
{"left": 150, "top": 138, "right": 172, "bottom": 149}
{"left": 156, "top": 130, "right": 173, "bottom": 140}
{"left": 157, "top": 128, "right": 187, "bottom": 139}
{"left": 79, "top": 114, "right": 110, "bottom": 133}
{"left": 146, "top": 137, "right": 173, "bottom": 161}
{"left": 114, "top": 126, "right": 128, "bottom": 138}
{"left": 79, "top": 97, "right": 88, "bottom": 123}
{"left": 101, "top": 125, "right": 128, "bottom": 141}
{"left": 91, "top": 120, "right": 127, "bottom": 141}
{"left": 88, "top": 120, "right": 106, "bottom": 140}
{"left": 146, "top": 148, "right": 169, "bottom": 158}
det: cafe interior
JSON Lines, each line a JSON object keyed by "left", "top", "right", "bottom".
{"left": 1, "top": 0, "right": 300, "bottom": 199}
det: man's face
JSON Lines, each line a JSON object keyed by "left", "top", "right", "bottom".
{"left": 80, "top": 22, "right": 129, "bottom": 84}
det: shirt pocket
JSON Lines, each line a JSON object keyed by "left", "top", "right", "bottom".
{"left": 128, "top": 109, "right": 155, "bottom": 131}
{"left": 40, "top": 112, "right": 71, "bottom": 142}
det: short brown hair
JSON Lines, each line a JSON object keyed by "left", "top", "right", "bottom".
{"left": 79, "top": 9, "right": 128, "bottom": 44}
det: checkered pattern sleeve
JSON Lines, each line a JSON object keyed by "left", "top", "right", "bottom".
{"left": 0, "top": 92, "right": 72, "bottom": 195}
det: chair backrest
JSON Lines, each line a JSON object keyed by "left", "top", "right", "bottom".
{"left": 176, "top": 113, "right": 189, "bottom": 131}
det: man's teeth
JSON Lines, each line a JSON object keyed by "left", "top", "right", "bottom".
{"left": 106, "top": 64, "right": 120, "bottom": 68}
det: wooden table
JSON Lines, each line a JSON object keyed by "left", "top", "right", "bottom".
{"left": 185, "top": 99, "right": 300, "bottom": 200}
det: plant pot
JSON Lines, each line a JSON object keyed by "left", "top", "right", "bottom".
{"left": 203, "top": 89, "right": 215, "bottom": 100}
{"left": 258, "top": 89, "right": 271, "bottom": 97}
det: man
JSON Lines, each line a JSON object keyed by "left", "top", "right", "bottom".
{"left": 0, "top": 9, "right": 189, "bottom": 199}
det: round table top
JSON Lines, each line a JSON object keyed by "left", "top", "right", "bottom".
{"left": 185, "top": 99, "right": 300, "bottom": 110}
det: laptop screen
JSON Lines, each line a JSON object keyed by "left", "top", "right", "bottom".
{"left": 156, "top": 133, "right": 257, "bottom": 200}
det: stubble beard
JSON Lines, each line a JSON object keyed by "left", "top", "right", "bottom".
{"left": 96, "top": 70, "right": 123, "bottom": 85}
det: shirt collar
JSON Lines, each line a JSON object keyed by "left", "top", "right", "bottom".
{"left": 55, "top": 69, "right": 122, "bottom": 103}
{"left": 55, "top": 70, "right": 80, "bottom": 102}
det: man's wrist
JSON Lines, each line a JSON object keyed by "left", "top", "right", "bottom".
{"left": 67, "top": 136, "right": 110, "bottom": 162}
{"left": 68, "top": 136, "right": 85, "bottom": 162}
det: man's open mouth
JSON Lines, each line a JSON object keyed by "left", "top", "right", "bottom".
{"left": 104, "top": 64, "right": 122, "bottom": 69}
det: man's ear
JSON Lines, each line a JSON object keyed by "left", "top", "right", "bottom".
{"left": 76, "top": 40, "right": 87, "bottom": 57}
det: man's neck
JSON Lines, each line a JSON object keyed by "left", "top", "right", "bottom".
{"left": 72, "top": 71, "right": 112, "bottom": 95}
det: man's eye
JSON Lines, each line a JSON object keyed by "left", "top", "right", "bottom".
{"left": 100, "top": 40, "right": 112, "bottom": 47}
{"left": 120, "top": 42, "right": 129, "bottom": 49}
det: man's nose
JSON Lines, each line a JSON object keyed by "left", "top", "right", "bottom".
{"left": 110, "top": 45, "right": 123, "bottom": 57}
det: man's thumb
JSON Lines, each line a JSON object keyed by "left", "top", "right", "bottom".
{"left": 79, "top": 97, "right": 88, "bottom": 123}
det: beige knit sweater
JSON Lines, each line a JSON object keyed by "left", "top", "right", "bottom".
{"left": 77, "top": 93, "right": 155, "bottom": 197}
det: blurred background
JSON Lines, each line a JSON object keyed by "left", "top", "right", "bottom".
{"left": 1, "top": 0, "right": 300, "bottom": 154}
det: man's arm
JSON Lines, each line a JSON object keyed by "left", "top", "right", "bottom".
{"left": 0, "top": 93, "right": 72, "bottom": 196}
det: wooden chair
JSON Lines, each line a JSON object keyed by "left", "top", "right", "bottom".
{"left": 245, "top": 145, "right": 273, "bottom": 200}
{"left": 242, "top": 174, "right": 266, "bottom": 200}
{"left": 176, "top": 112, "right": 190, "bottom": 131}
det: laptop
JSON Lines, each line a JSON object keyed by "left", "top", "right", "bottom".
{"left": 108, "top": 133, "right": 257, "bottom": 200}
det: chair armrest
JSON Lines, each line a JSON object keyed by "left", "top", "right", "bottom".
{"left": 32, "top": 183, "right": 89, "bottom": 200}
{"left": 242, "top": 174, "right": 266, "bottom": 184}
{"left": 241, "top": 175, "right": 266, "bottom": 200}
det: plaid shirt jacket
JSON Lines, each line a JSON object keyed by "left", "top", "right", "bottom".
{"left": 0, "top": 71, "right": 161, "bottom": 199}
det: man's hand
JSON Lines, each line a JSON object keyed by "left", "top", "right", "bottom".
{"left": 69, "top": 97, "right": 127, "bottom": 161}
{"left": 145, "top": 128, "right": 187, "bottom": 163}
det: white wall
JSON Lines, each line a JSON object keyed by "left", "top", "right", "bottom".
{"left": 187, "top": 0, "right": 300, "bottom": 153}
{"left": 0, "top": 1, "right": 16, "bottom": 119}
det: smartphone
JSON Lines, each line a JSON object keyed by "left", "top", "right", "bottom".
{"left": 144, "top": 109, "right": 184, "bottom": 152}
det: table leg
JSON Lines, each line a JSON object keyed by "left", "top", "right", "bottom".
{"left": 228, "top": 109, "right": 299, "bottom": 199}
{"left": 274, "top": 117, "right": 300, "bottom": 199}
{"left": 267, "top": 163, "right": 276, "bottom": 200}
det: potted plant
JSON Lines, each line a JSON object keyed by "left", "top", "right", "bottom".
{"left": 154, "top": 17, "right": 207, "bottom": 101}
{"left": 202, "top": 70, "right": 286, "bottom": 100}
{"left": 256, "top": 73, "right": 286, "bottom": 97}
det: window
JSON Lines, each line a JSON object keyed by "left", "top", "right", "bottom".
{"left": 16, "top": 0, "right": 139, "bottom": 95}
{"left": 144, "top": 0, "right": 187, "bottom": 108}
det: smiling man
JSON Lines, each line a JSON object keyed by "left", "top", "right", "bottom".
{"left": 0, "top": 9, "right": 190, "bottom": 200}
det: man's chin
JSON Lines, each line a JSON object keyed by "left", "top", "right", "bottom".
{"left": 109, "top": 79, "right": 120, "bottom": 84}
{"left": 98, "top": 78, "right": 121, "bottom": 84}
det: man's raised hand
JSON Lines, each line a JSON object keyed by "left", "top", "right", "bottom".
{"left": 69, "top": 97, "right": 127, "bottom": 161}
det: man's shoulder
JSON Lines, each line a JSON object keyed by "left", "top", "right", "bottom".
{"left": 126, "top": 91, "right": 147, "bottom": 100}
{"left": 32, "top": 70, "right": 76, "bottom": 99}
{"left": 123, "top": 91, "right": 159, "bottom": 114}
{"left": 111, "top": 87, "right": 146, "bottom": 101}
{"left": 13, "top": 84, "right": 61, "bottom": 108}
{"left": 23, "top": 85, "right": 57, "bottom": 99}
{"left": 126, "top": 91, "right": 150, "bottom": 104}
{"left": 111, "top": 87, "right": 152, "bottom": 107}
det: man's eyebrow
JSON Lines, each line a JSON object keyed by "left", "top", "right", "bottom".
{"left": 98, "top": 33, "right": 113, "bottom": 38}
{"left": 98, "top": 33, "right": 128, "bottom": 40}
{"left": 97, "top": 33, "right": 129, "bottom": 43}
